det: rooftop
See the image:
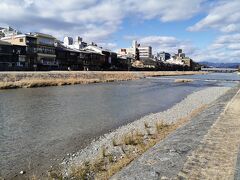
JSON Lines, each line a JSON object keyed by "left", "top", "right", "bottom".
{"left": 0, "top": 40, "right": 12, "bottom": 45}
{"left": 27, "top": 32, "right": 56, "bottom": 39}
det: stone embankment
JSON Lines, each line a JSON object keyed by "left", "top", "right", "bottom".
{"left": 111, "top": 85, "right": 240, "bottom": 180}
{"left": 0, "top": 71, "right": 206, "bottom": 89}
{"left": 59, "top": 86, "right": 230, "bottom": 179}
{"left": 178, "top": 88, "right": 240, "bottom": 179}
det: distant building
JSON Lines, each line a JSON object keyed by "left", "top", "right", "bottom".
{"left": 157, "top": 51, "right": 171, "bottom": 61}
{"left": 63, "top": 37, "right": 73, "bottom": 46}
{"left": 0, "top": 26, "right": 22, "bottom": 37}
{"left": 0, "top": 29, "right": 4, "bottom": 38}
{"left": 182, "top": 57, "right": 192, "bottom": 67}
{"left": 63, "top": 36, "right": 88, "bottom": 50}
{"left": 118, "top": 48, "right": 138, "bottom": 59}
{"left": 168, "top": 49, "right": 200, "bottom": 70}
{"left": 118, "top": 40, "right": 153, "bottom": 60}
{"left": 118, "top": 40, "right": 139, "bottom": 60}
{"left": 118, "top": 40, "right": 153, "bottom": 69}
{"left": 173, "top": 49, "right": 186, "bottom": 60}
{"left": 138, "top": 46, "right": 152, "bottom": 60}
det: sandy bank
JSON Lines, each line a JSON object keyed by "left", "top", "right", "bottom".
{"left": 0, "top": 71, "right": 206, "bottom": 89}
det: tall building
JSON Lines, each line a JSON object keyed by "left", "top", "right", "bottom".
{"left": 118, "top": 40, "right": 153, "bottom": 60}
{"left": 138, "top": 46, "right": 152, "bottom": 59}
{"left": 132, "top": 40, "right": 138, "bottom": 58}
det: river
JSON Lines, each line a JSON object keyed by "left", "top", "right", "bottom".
{"left": 0, "top": 73, "right": 239, "bottom": 178}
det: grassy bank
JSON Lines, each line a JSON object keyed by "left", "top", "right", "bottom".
{"left": 0, "top": 71, "right": 206, "bottom": 89}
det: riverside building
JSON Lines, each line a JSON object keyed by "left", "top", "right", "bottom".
{"left": 0, "top": 40, "right": 13, "bottom": 70}
{"left": 0, "top": 40, "right": 27, "bottom": 70}
{"left": 1, "top": 32, "right": 57, "bottom": 70}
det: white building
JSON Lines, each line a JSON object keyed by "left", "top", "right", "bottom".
{"left": 165, "top": 58, "right": 184, "bottom": 65}
{"left": 63, "top": 36, "right": 87, "bottom": 50}
{"left": 118, "top": 40, "right": 152, "bottom": 60}
{"left": 0, "top": 26, "right": 22, "bottom": 38}
{"left": 166, "top": 49, "right": 192, "bottom": 66}
{"left": 117, "top": 40, "right": 138, "bottom": 59}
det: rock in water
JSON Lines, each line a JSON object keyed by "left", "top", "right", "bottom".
{"left": 19, "top": 170, "right": 26, "bottom": 175}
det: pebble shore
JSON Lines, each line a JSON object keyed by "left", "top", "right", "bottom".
{"left": 112, "top": 85, "right": 239, "bottom": 180}
{"left": 61, "top": 86, "right": 230, "bottom": 177}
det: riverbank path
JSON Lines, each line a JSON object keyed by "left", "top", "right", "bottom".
{"left": 111, "top": 86, "right": 240, "bottom": 180}
{"left": 178, "top": 88, "right": 240, "bottom": 179}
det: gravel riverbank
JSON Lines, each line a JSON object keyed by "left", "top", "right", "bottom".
{"left": 111, "top": 85, "right": 239, "bottom": 180}
{"left": 61, "top": 86, "right": 230, "bottom": 178}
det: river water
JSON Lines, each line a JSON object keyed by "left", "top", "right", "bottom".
{"left": 0, "top": 73, "right": 239, "bottom": 178}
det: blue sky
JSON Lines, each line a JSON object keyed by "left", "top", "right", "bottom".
{"left": 116, "top": 16, "right": 217, "bottom": 48}
{"left": 0, "top": 0, "right": 240, "bottom": 62}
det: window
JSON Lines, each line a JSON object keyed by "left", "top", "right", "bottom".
{"left": 19, "top": 38, "right": 23, "bottom": 42}
{"left": 38, "top": 37, "right": 54, "bottom": 45}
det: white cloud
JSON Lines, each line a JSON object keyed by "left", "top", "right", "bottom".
{"left": 0, "top": 0, "right": 120, "bottom": 42}
{"left": 214, "top": 34, "right": 240, "bottom": 44}
{"left": 192, "top": 33, "right": 240, "bottom": 62}
{"left": 221, "top": 24, "right": 238, "bottom": 33}
{"left": 188, "top": 0, "right": 240, "bottom": 33}
{"left": 129, "top": 0, "right": 205, "bottom": 22}
{"left": 0, "top": 0, "right": 205, "bottom": 43}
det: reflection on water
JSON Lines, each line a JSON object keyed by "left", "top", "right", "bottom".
{"left": 0, "top": 73, "right": 238, "bottom": 177}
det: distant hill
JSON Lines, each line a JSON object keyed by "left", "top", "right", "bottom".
{"left": 199, "top": 62, "right": 240, "bottom": 68}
